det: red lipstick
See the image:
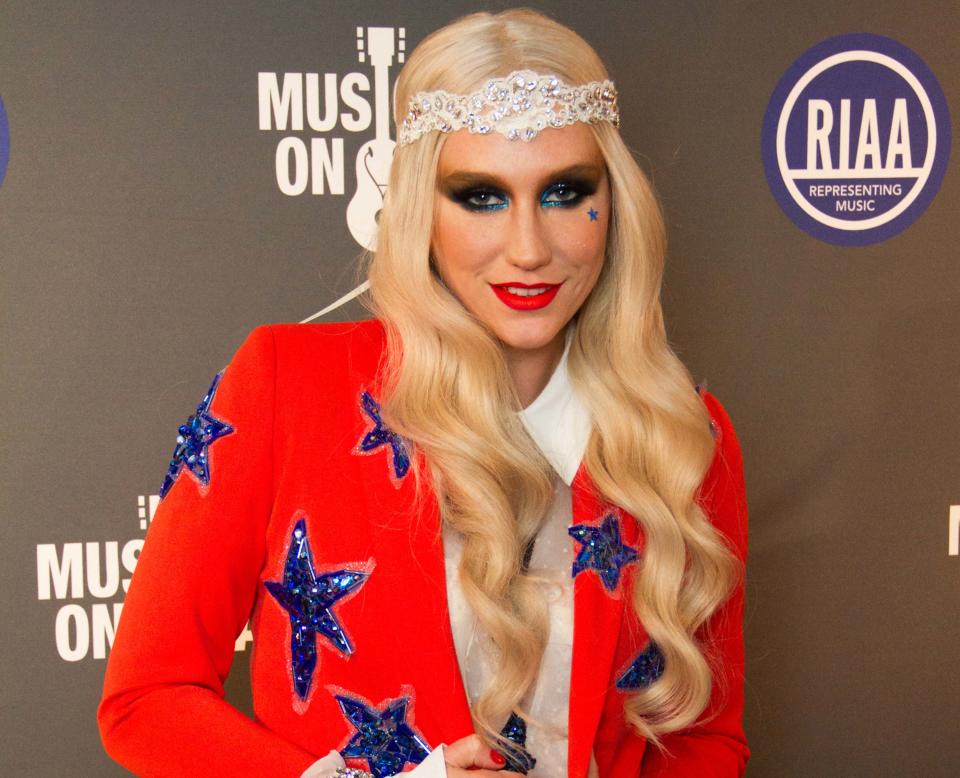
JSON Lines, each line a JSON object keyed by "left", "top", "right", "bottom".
{"left": 490, "top": 282, "right": 563, "bottom": 311}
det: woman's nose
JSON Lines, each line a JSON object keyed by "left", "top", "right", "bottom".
{"left": 505, "top": 204, "right": 551, "bottom": 271}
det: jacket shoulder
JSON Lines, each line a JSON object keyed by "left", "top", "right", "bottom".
{"left": 699, "top": 390, "right": 736, "bottom": 445}
{"left": 256, "top": 319, "right": 386, "bottom": 375}
{"left": 697, "top": 388, "right": 748, "bottom": 560}
{"left": 264, "top": 318, "right": 385, "bottom": 352}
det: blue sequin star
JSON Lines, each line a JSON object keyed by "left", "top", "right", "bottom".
{"left": 356, "top": 391, "right": 411, "bottom": 481}
{"left": 264, "top": 519, "right": 370, "bottom": 700}
{"left": 616, "top": 641, "right": 665, "bottom": 690}
{"left": 335, "top": 692, "right": 431, "bottom": 777}
{"left": 568, "top": 513, "right": 638, "bottom": 591}
{"left": 587, "top": 207, "right": 599, "bottom": 221}
{"left": 159, "top": 372, "right": 234, "bottom": 499}
{"left": 497, "top": 712, "right": 537, "bottom": 774}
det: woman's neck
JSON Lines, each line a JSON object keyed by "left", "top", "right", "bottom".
{"left": 502, "top": 333, "right": 566, "bottom": 409}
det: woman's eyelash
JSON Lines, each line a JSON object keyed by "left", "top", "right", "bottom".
{"left": 540, "top": 180, "right": 596, "bottom": 207}
{"left": 451, "top": 188, "right": 509, "bottom": 211}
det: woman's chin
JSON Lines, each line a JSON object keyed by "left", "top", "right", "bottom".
{"left": 492, "top": 324, "right": 567, "bottom": 359}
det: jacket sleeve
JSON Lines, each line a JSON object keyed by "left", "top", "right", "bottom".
{"left": 98, "top": 326, "right": 319, "bottom": 777}
{"left": 640, "top": 391, "right": 750, "bottom": 777}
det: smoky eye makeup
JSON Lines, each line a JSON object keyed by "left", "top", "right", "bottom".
{"left": 539, "top": 178, "right": 599, "bottom": 208}
{"left": 439, "top": 164, "right": 604, "bottom": 213}
{"left": 446, "top": 185, "right": 510, "bottom": 212}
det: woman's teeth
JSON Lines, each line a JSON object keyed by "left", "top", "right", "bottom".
{"left": 506, "top": 286, "right": 549, "bottom": 297}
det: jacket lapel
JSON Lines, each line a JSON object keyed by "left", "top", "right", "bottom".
{"left": 400, "top": 479, "right": 476, "bottom": 744}
{"left": 387, "top": 463, "right": 633, "bottom": 770}
{"left": 567, "top": 466, "right": 630, "bottom": 778}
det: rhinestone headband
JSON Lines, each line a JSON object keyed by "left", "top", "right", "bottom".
{"left": 397, "top": 69, "right": 619, "bottom": 146}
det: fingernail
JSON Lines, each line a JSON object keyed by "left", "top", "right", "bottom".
{"left": 490, "top": 748, "right": 507, "bottom": 766}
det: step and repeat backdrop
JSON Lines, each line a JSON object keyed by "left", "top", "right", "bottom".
{"left": 1, "top": 1, "right": 957, "bottom": 775}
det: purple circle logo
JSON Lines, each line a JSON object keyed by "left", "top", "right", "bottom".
{"left": 762, "top": 34, "right": 951, "bottom": 246}
{"left": 0, "top": 96, "right": 8, "bottom": 188}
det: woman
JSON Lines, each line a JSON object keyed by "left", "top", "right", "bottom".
{"left": 99, "top": 9, "right": 748, "bottom": 778}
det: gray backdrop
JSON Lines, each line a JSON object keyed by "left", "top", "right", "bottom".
{"left": 2, "top": 1, "right": 958, "bottom": 775}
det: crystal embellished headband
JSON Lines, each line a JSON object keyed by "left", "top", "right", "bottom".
{"left": 397, "top": 69, "right": 619, "bottom": 146}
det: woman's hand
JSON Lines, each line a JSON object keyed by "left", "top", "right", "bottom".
{"left": 443, "top": 733, "right": 523, "bottom": 777}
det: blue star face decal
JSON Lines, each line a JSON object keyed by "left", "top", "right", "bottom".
{"left": 496, "top": 712, "right": 536, "bottom": 774}
{"left": 616, "top": 641, "right": 665, "bottom": 690}
{"left": 159, "top": 372, "right": 234, "bottom": 499}
{"left": 587, "top": 207, "right": 599, "bottom": 221}
{"left": 355, "top": 390, "right": 411, "bottom": 484}
{"left": 568, "top": 513, "right": 638, "bottom": 592}
{"left": 264, "top": 519, "right": 371, "bottom": 701}
{"left": 335, "top": 691, "right": 431, "bottom": 777}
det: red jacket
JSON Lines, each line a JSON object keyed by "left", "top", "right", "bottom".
{"left": 99, "top": 320, "right": 749, "bottom": 777}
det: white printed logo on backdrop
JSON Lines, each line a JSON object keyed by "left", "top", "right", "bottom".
{"left": 36, "top": 494, "right": 251, "bottom": 662}
{"left": 258, "top": 26, "right": 404, "bottom": 251}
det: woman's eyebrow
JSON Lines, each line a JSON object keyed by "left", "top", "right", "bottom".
{"left": 439, "top": 163, "right": 605, "bottom": 191}
{"left": 438, "top": 171, "right": 509, "bottom": 191}
{"left": 543, "top": 163, "right": 606, "bottom": 183}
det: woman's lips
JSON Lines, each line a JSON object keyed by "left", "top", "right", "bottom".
{"left": 490, "top": 282, "right": 563, "bottom": 311}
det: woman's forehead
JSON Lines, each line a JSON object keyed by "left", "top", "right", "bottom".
{"left": 436, "top": 122, "right": 605, "bottom": 181}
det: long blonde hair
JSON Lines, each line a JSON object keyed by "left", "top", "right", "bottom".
{"left": 366, "top": 8, "right": 739, "bottom": 752}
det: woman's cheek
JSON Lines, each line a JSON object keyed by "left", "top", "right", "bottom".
{"left": 584, "top": 206, "right": 610, "bottom": 262}
{"left": 437, "top": 212, "right": 499, "bottom": 270}
{"left": 558, "top": 212, "right": 607, "bottom": 260}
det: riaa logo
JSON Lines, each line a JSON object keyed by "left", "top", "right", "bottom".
{"left": 762, "top": 34, "right": 950, "bottom": 246}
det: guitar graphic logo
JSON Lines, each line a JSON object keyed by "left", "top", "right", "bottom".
{"left": 346, "top": 26, "right": 401, "bottom": 251}
{"left": 296, "top": 26, "right": 406, "bottom": 322}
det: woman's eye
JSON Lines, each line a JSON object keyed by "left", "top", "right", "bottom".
{"left": 540, "top": 182, "right": 586, "bottom": 207}
{"left": 454, "top": 189, "right": 508, "bottom": 211}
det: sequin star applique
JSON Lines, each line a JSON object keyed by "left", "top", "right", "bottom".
{"left": 568, "top": 512, "right": 638, "bottom": 592}
{"left": 497, "top": 712, "right": 537, "bottom": 774}
{"left": 616, "top": 641, "right": 665, "bottom": 690}
{"left": 159, "top": 372, "right": 234, "bottom": 499}
{"left": 264, "top": 518, "right": 371, "bottom": 701}
{"left": 334, "top": 690, "right": 431, "bottom": 777}
{"left": 354, "top": 390, "right": 411, "bottom": 485}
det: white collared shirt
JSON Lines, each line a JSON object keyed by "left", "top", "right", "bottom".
{"left": 517, "top": 331, "right": 591, "bottom": 488}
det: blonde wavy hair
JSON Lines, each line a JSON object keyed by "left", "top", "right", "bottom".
{"left": 366, "top": 8, "right": 739, "bottom": 754}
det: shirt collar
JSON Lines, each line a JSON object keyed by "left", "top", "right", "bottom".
{"left": 517, "top": 332, "right": 592, "bottom": 486}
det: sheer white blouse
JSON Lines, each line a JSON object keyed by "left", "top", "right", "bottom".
{"left": 304, "top": 336, "right": 596, "bottom": 777}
